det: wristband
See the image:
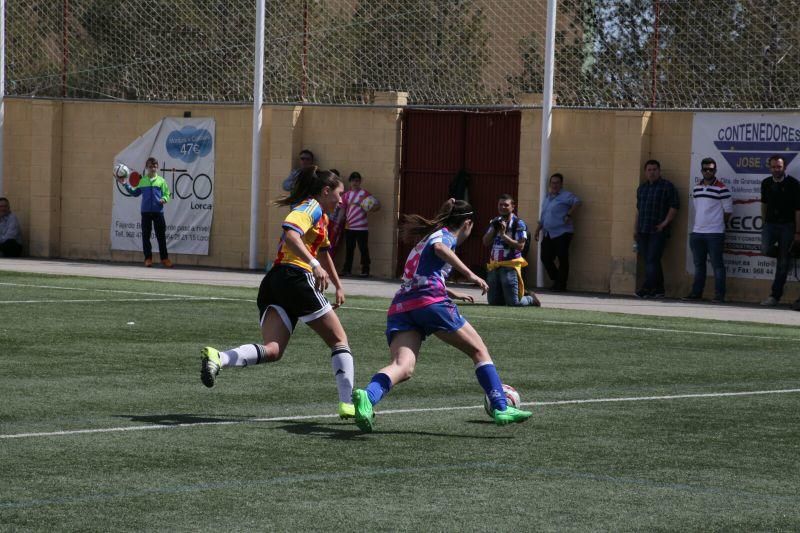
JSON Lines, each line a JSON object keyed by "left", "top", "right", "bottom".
{"left": 309, "top": 258, "right": 321, "bottom": 268}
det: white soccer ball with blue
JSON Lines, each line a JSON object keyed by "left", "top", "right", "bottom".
{"left": 360, "top": 195, "right": 379, "bottom": 212}
{"left": 484, "top": 384, "right": 521, "bottom": 417}
{"left": 113, "top": 163, "right": 130, "bottom": 180}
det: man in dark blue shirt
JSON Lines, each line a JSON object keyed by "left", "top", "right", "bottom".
{"left": 635, "top": 160, "right": 679, "bottom": 298}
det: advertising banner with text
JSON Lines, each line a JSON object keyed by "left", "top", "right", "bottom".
{"left": 690, "top": 113, "right": 800, "bottom": 279}
{"left": 110, "top": 118, "right": 215, "bottom": 255}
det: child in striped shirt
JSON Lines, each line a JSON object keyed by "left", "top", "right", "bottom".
{"left": 341, "top": 172, "right": 380, "bottom": 277}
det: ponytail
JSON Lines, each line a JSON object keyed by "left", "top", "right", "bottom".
{"left": 399, "top": 198, "right": 474, "bottom": 243}
{"left": 276, "top": 167, "right": 342, "bottom": 206}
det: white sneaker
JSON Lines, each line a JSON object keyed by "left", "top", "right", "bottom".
{"left": 760, "top": 296, "right": 779, "bottom": 306}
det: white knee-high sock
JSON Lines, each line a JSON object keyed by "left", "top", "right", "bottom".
{"left": 220, "top": 344, "right": 266, "bottom": 368}
{"left": 331, "top": 345, "right": 355, "bottom": 403}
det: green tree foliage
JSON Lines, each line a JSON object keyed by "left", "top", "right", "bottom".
{"left": 349, "top": 0, "right": 490, "bottom": 104}
{"left": 509, "top": 0, "right": 800, "bottom": 109}
{"left": 8, "top": 0, "right": 255, "bottom": 101}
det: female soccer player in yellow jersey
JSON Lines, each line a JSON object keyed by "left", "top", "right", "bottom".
{"left": 200, "top": 168, "right": 356, "bottom": 418}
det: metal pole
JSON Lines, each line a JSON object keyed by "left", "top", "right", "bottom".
{"left": 0, "top": 0, "right": 5, "bottom": 196}
{"left": 248, "top": 0, "right": 265, "bottom": 269}
{"left": 536, "top": 0, "right": 557, "bottom": 288}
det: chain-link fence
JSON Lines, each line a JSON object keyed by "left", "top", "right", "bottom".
{"left": 7, "top": 0, "right": 800, "bottom": 109}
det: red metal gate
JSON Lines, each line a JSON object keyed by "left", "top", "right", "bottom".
{"left": 398, "top": 110, "right": 521, "bottom": 276}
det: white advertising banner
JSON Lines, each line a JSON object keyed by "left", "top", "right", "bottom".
{"left": 111, "top": 118, "right": 215, "bottom": 255}
{"left": 690, "top": 113, "right": 800, "bottom": 279}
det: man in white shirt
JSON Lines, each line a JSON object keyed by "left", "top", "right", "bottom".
{"left": 0, "top": 197, "right": 23, "bottom": 257}
{"left": 683, "top": 158, "right": 732, "bottom": 303}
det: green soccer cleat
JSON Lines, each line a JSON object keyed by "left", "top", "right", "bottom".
{"left": 200, "top": 346, "right": 222, "bottom": 388}
{"left": 493, "top": 405, "right": 533, "bottom": 426}
{"left": 338, "top": 402, "right": 355, "bottom": 419}
{"left": 352, "top": 389, "right": 375, "bottom": 432}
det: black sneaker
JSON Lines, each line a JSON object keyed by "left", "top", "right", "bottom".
{"left": 635, "top": 289, "right": 652, "bottom": 299}
{"left": 525, "top": 290, "right": 541, "bottom": 307}
{"left": 681, "top": 293, "right": 702, "bottom": 301}
{"left": 651, "top": 292, "right": 666, "bottom": 299}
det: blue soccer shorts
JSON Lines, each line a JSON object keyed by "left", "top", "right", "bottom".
{"left": 385, "top": 300, "right": 467, "bottom": 345}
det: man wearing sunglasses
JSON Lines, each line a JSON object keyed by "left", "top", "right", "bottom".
{"left": 683, "top": 158, "right": 732, "bottom": 303}
{"left": 282, "top": 149, "right": 316, "bottom": 192}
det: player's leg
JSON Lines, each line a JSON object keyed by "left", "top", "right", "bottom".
{"left": 370, "top": 330, "right": 422, "bottom": 400}
{"left": 200, "top": 306, "right": 292, "bottom": 388}
{"left": 540, "top": 235, "right": 559, "bottom": 286}
{"left": 342, "top": 230, "right": 356, "bottom": 275}
{"left": 141, "top": 213, "right": 154, "bottom": 264}
{"left": 352, "top": 330, "right": 422, "bottom": 432}
{"left": 435, "top": 322, "right": 532, "bottom": 425}
{"left": 555, "top": 233, "right": 573, "bottom": 291}
{"left": 153, "top": 212, "right": 169, "bottom": 261}
{"left": 357, "top": 230, "right": 370, "bottom": 276}
{"left": 499, "top": 267, "right": 534, "bottom": 307}
{"left": 486, "top": 269, "right": 505, "bottom": 306}
{"left": 306, "top": 310, "right": 356, "bottom": 418}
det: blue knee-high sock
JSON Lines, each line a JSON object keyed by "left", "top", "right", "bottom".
{"left": 365, "top": 373, "right": 392, "bottom": 406}
{"left": 475, "top": 362, "right": 507, "bottom": 411}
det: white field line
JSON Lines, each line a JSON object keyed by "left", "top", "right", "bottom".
{"left": 2, "top": 388, "right": 799, "bottom": 440}
{"left": 0, "top": 282, "right": 795, "bottom": 341}
{"left": 0, "top": 281, "right": 244, "bottom": 302}
{"left": 342, "top": 306, "right": 796, "bottom": 342}
{"left": 4, "top": 298, "right": 233, "bottom": 304}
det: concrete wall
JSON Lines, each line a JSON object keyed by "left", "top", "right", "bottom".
{"left": 266, "top": 93, "right": 404, "bottom": 277}
{"left": 3, "top": 96, "right": 797, "bottom": 303}
{"left": 4, "top": 98, "right": 270, "bottom": 269}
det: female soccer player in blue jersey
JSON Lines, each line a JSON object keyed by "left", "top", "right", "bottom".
{"left": 352, "top": 198, "right": 532, "bottom": 431}
{"left": 200, "top": 168, "right": 357, "bottom": 419}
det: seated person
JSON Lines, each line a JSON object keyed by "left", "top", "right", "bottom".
{"left": 0, "top": 197, "right": 23, "bottom": 257}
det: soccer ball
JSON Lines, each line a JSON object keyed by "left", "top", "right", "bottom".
{"left": 113, "top": 163, "right": 130, "bottom": 180}
{"left": 484, "top": 384, "right": 521, "bottom": 417}
{"left": 360, "top": 195, "right": 379, "bottom": 212}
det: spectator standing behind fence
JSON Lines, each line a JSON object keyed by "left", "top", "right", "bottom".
{"left": 634, "top": 160, "right": 679, "bottom": 299}
{"left": 682, "top": 158, "right": 732, "bottom": 303}
{"left": 282, "top": 149, "right": 316, "bottom": 192}
{"left": 118, "top": 157, "right": 173, "bottom": 268}
{"left": 326, "top": 169, "right": 346, "bottom": 257}
{"left": 534, "top": 173, "right": 581, "bottom": 292}
{"left": 482, "top": 193, "right": 539, "bottom": 307}
{"left": 759, "top": 155, "right": 800, "bottom": 307}
{"left": 0, "top": 197, "right": 23, "bottom": 257}
{"left": 340, "top": 172, "right": 379, "bottom": 277}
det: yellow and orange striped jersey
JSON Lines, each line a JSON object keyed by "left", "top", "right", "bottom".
{"left": 273, "top": 198, "right": 330, "bottom": 272}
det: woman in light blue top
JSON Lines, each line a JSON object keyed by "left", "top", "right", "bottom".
{"left": 534, "top": 173, "right": 581, "bottom": 292}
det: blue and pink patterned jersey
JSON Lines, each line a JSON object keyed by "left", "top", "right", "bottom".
{"left": 388, "top": 228, "right": 457, "bottom": 315}
{"left": 486, "top": 213, "right": 528, "bottom": 262}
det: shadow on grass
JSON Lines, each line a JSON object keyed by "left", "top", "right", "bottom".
{"left": 272, "top": 421, "right": 361, "bottom": 440}
{"left": 116, "top": 413, "right": 240, "bottom": 425}
{"left": 273, "top": 420, "right": 513, "bottom": 440}
{"left": 112, "top": 415, "right": 516, "bottom": 440}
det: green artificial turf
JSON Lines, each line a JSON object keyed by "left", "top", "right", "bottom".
{"left": 1, "top": 271, "right": 799, "bottom": 531}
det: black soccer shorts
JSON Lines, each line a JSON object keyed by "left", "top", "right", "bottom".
{"left": 256, "top": 264, "right": 332, "bottom": 332}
